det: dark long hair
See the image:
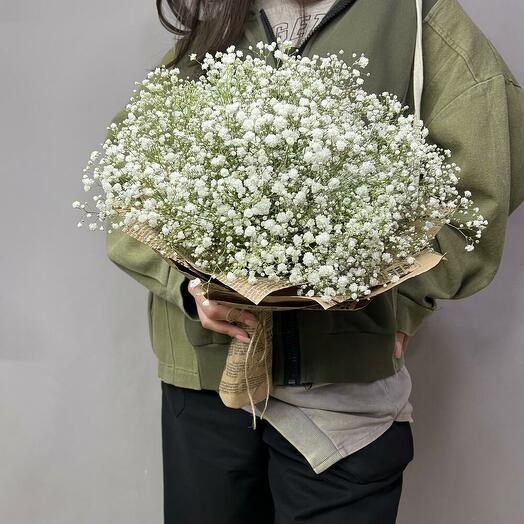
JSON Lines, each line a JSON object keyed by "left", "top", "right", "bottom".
{"left": 156, "top": 0, "right": 324, "bottom": 68}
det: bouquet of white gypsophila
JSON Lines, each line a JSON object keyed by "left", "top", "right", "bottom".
{"left": 74, "top": 39, "right": 487, "bottom": 419}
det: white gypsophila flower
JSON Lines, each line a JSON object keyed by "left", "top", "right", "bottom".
{"left": 76, "top": 39, "right": 486, "bottom": 298}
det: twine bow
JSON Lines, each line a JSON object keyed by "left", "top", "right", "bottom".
{"left": 218, "top": 309, "right": 273, "bottom": 430}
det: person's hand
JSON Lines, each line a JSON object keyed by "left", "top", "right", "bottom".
{"left": 394, "top": 331, "right": 409, "bottom": 358}
{"left": 187, "top": 280, "right": 258, "bottom": 344}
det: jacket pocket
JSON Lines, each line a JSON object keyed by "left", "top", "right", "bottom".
{"left": 148, "top": 294, "right": 175, "bottom": 367}
{"left": 183, "top": 315, "right": 232, "bottom": 347}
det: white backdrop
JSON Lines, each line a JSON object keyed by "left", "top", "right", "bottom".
{"left": 1, "top": 1, "right": 523, "bottom": 522}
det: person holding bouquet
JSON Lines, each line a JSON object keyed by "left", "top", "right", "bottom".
{"left": 96, "top": 0, "right": 524, "bottom": 522}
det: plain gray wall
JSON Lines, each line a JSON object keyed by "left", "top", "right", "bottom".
{"left": 1, "top": 1, "right": 523, "bottom": 523}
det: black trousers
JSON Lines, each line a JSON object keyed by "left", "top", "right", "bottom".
{"left": 161, "top": 382, "right": 414, "bottom": 524}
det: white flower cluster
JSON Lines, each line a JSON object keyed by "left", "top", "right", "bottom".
{"left": 76, "top": 39, "right": 487, "bottom": 300}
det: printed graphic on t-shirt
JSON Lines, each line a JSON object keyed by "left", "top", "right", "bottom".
{"left": 273, "top": 12, "right": 324, "bottom": 44}
{"left": 257, "top": 0, "right": 337, "bottom": 48}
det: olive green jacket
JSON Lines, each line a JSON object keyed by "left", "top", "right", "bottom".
{"left": 105, "top": 0, "right": 524, "bottom": 390}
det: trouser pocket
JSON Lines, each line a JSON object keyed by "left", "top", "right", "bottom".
{"left": 161, "top": 381, "right": 186, "bottom": 417}
{"left": 337, "top": 421, "right": 414, "bottom": 484}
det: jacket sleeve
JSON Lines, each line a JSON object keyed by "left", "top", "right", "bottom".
{"left": 104, "top": 46, "right": 199, "bottom": 320}
{"left": 395, "top": 74, "right": 524, "bottom": 336}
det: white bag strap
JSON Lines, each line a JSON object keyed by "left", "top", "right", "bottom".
{"left": 413, "top": 0, "right": 424, "bottom": 121}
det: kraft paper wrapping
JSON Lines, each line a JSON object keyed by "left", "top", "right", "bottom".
{"left": 118, "top": 212, "right": 451, "bottom": 428}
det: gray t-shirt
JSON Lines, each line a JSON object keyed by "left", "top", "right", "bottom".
{"left": 241, "top": 0, "right": 414, "bottom": 476}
